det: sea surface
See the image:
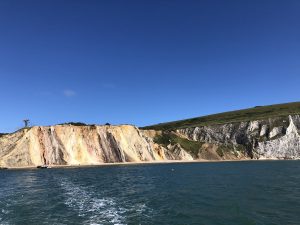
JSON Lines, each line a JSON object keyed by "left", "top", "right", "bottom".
{"left": 0, "top": 161, "right": 300, "bottom": 225}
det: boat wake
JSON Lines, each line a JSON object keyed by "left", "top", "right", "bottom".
{"left": 0, "top": 188, "right": 12, "bottom": 225}
{"left": 0, "top": 209, "right": 10, "bottom": 225}
{"left": 59, "top": 178, "right": 151, "bottom": 225}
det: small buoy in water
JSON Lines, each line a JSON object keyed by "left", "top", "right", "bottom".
{"left": 171, "top": 168, "right": 175, "bottom": 171}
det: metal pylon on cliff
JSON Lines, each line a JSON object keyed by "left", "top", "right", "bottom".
{"left": 23, "top": 119, "right": 30, "bottom": 128}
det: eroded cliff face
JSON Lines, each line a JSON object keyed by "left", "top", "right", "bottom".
{"left": 0, "top": 125, "right": 193, "bottom": 167}
{"left": 177, "top": 115, "right": 300, "bottom": 159}
{"left": 1, "top": 115, "right": 300, "bottom": 167}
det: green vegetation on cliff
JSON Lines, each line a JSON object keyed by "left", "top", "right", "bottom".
{"left": 142, "top": 102, "right": 300, "bottom": 130}
{"left": 59, "top": 122, "right": 88, "bottom": 126}
{"left": 154, "top": 132, "right": 203, "bottom": 157}
{"left": 153, "top": 132, "right": 247, "bottom": 158}
{"left": 0, "top": 133, "right": 7, "bottom": 138}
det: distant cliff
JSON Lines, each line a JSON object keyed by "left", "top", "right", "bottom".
{"left": 1, "top": 102, "right": 300, "bottom": 167}
{"left": 143, "top": 102, "right": 300, "bottom": 160}
{"left": 175, "top": 115, "right": 300, "bottom": 160}
{"left": 0, "top": 125, "right": 193, "bottom": 167}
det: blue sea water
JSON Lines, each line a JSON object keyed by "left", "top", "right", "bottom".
{"left": 0, "top": 161, "right": 300, "bottom": 225}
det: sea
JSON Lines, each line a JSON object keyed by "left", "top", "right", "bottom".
{"left": 0, "top": 161, "right": 300, "bottom": 225}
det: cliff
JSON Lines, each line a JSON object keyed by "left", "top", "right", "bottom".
{"left": 1, "top": 102, "right": 300, "bottom": 167}
{"left": 143, "top": 102, "right": 300, "bottom": 160}
{"left": 0, "top": 125, "right": 192, "bottom": 167}
{"left": 175, "top": 115, "right": 300, "bottom": 160}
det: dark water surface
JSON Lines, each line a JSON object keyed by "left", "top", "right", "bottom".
{"left": 0, "top": 161, "right": 300, "bottom": 225}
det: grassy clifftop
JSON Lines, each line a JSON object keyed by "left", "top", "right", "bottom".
{"left": 142, "top": 102, "right": 300, "bottom": 131}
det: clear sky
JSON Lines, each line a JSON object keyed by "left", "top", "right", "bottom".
{"left": 0, "top": 0, "right": 299, "bottom": 132}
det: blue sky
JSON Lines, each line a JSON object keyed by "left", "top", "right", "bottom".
{"left": 0, "top": 0, "right": 299, "bottom": 132}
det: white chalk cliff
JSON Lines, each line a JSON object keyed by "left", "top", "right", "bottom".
{"left": 178, "top": 115, "right": 300, "bottom": 160}
{"left": 257, "top": 116, "right": 300, "bottom": 159}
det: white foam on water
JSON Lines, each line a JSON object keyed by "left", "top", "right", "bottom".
{"left": 0, "top": 196, "right": 12, "bottom": 225}
{"left": 58, "top": 178, "right": 154, "bottom": 225}
{"left": 0, "top": 209, "right": 10, "bottom": 225}
{"left": 1, "top": 209, "right": 9, "bottom": 215}
{"left": 135, "top": 203, "right": 147, "bottom": 213}
{"left": 59, "top": 179, "right": 128, "bottom": 225}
